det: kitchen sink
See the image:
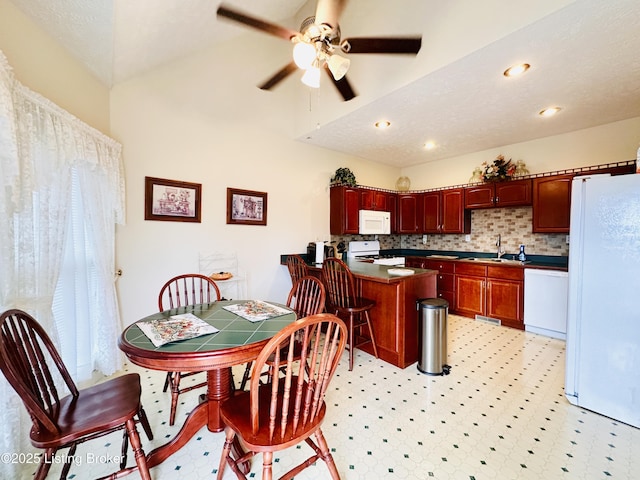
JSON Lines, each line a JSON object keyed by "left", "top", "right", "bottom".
{"left": 464, "top": 257, "right": 530, "bottom": 265}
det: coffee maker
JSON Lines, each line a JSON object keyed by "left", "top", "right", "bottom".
{"left": 307, "top": 242, "right": 335, "bottom": 263}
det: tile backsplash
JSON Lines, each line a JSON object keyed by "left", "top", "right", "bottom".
{"left": 332, "top": 206, "right": 569, "bottom": 257}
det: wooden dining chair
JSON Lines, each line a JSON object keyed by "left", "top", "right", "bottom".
{"left": 286, "top": 254, "right": 308, "bottom": 285}
{"left": 321, "top": 257, "right": 379, "bottom": 371}
{"left": 238, "top": 275, "right": 326, "bottom": 390}
{"left": 0, "top": 309, "right": 153, "bottom": 480}
{"left": 158, "top": 273, "right": 221, "bottom": 425}
{"left": 217, "top": 313, "right": 347, "bottom": 480}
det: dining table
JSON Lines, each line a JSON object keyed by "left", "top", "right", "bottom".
{"left": 118, "top": 300, "right": 297, "bottom": 469}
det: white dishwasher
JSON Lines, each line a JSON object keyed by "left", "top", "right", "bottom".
{"left": 524, "top": 269, "right": 568, "bottom": 340}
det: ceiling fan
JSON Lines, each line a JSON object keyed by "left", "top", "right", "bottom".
{"left": 216, "top": 0, "right": 422, "bottom": 101}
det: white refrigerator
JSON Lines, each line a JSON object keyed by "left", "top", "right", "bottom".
{"left": 565, "top": 173, "right": 640, "bottom": 428}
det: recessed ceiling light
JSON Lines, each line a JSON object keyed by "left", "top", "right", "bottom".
{"left": 503, "top": 63, "right": 530, "bottom": 77}
{"left": 539, "top": 106, "right": 562, "bottom": 117}
{"left": 374, "top": 120, "right": 391, "bottom": 129}
{"left": 424, "top": 141, "right": 436, "bottom": 150}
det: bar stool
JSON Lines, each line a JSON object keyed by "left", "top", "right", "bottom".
{"left": 322, "top": 257, "right": 379, "bottom": 370}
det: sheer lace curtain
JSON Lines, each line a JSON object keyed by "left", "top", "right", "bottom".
{"left": 0, "top": 51, "right": 125, "bottom": 476}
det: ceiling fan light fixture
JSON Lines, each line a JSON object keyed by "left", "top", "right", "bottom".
{"left": 327, "top": 54, "right": 350, "bottom": 80}
{"left": 301, "top": 65, "right": 321, "bottom": 88}
{"left": 293, "top": 41, "right": 316, "bottom": 70}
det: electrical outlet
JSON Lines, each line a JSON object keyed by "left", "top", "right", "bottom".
{"left": 465, "top": 234, "right": 471, "bottom": 242}
{"left": 566, "top": 235, "right": 570, "bottom": 244}
{"left": 422, "top": 234, "right": 427, "bottom": 245}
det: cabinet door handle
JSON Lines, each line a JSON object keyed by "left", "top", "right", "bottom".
{"left": 495, "top": 196, "right": 499, "bottom": 203}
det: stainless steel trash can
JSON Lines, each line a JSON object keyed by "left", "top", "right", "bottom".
{"left": 417, "top": 298, "right": 450, "bottom": 375}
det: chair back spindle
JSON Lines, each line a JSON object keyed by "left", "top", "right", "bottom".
{"left": 158, "top": 273, "right": 221, "bottom": 311}
{"left": 286, "top": 275, "right": 326, "bottom": 318}
{"left": 286, "top": 254, "right": 308, "bottom": 286}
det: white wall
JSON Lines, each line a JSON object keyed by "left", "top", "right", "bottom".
{"left": 403, "top": 117, "right": 640, "bottom": 190}
{"left": 0, "top": 0, "right": 110, "bottom": 134}
{"left": 110, "top": 36, "right": 399, "bottom": 325}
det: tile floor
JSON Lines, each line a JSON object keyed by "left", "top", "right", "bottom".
{"left": 23, "top": 314, "right": 639, "bottom": 480}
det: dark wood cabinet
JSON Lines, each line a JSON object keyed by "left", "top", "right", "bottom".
{"left": 359, "top": 189, "right": 389, "bottom": 211}
{"left": 388, "top": 193, "right": 398, "bottom": 234}
{"left": 422, "top": 192, "right": 440, "bottom": 233}
{"left": 405, "top": 257, "right": 427, "bottom": 269}
{"left": 424, "top": 259, "right": 455, "bottom": 307}
{"left": 454, "top": 263, "right": 486, "bottom": 317}
{"left": 486, "top": 266, "right": 524, "bottom": 329}
{"left": 454, "top": 262, "right": 524, "bottom": 329}
{"left": 330, "top": 186, "right": 360, "bottom": 235}
{"left": 442, "top": 188, "right": 470, "bottom": 233}
{"left": 397, "top": 193, "right": 422, "bottom": 234}
{"left": 465, "top": 179, "right": 532, "bottom": 209}
{"left": 532, "top": 174, "right": 573, "bottom": 233}
{"left": 423, "top": 188, "right": 470, "bottom": 234}
{"left": 531, "top": 165, "right": 634, "bottom": 234}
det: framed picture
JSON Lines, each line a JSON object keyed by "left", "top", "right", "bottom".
{"left": 145, "top": 176, "right": 202, "bottom": 223}
{"left": 226, "top": 188, "right": 267, "bottom": 226}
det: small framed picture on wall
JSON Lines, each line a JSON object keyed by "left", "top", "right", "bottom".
{"left": 144, "top": 176, "right": 202, "bottom": 223}
{"left": 226, "top": 188, "right": 267, "bottom": 226}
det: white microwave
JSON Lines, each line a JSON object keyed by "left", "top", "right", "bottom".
{"left": 359, "top": 209, "right": 391, "bottom": 235}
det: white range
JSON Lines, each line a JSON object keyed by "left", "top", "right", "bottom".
{"left": 347, "top": 240, "right": 405, "bottom": 266}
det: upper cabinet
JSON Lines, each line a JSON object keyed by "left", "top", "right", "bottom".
{"left": 397, "top": 193, "right": 422, "bottom": 234}
{"left": 465, "top": 179, "right": 532, "bottom": 209}
{"left": 330, "top": 186, "right": 360, "bottom": 235}
{"left": 532, "top": 174, "right": 573, "bottom": 233}
{"left": 423, "top": 188, "right": 471, "bottom": 234}
{"left": 329, "top": 161, "right": 634, "bottom": 237}
{"left": 359, "top": 188, "right": 389, "bottom": 211}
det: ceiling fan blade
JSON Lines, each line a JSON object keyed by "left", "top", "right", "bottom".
{"left": 259, "top": 62, "right": 298, "bottom": 91}
{"left": 324, "top": 66, "right": 356, "bottom": 101}
{"left": 315, "top": 0, "right": 348, "bottom": 29}
{"left": 217, "top": 3, "right": 298, "bottom": 41}
{"left": 344, "top": 36, "right": 422, "bottom": 54}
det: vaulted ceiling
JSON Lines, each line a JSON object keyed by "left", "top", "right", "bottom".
{"left": 8, "top": 0, "right": 640, "bottom": 167}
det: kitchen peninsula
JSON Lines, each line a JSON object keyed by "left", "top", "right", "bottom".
{"left": 282, "top": 256, "right": 437, "bottom": 369}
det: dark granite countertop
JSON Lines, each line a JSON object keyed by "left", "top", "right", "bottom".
{"left": 281, "top": 249, "right": 568, "bottom": 271}
{"left": 382, "top": 249, "right": 568, "bottom": 270}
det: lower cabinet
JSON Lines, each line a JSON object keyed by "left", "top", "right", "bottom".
{"left": 424, "top": 259, "right": 455, "bottom": 306}
{"left": 485, "top": 266, "right": 524, "bottom": 329}
{"left": 454, "top": 262, "right": 524, "bottom": 329}
{"left": 406, "top": 257, "right": 456, "bottom": 306}
{"left": 454, "top": 263, "right": 486, "bottom": 317}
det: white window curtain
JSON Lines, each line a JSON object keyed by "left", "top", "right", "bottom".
{"left": 0, "top": 50, "right": 125, "bottom": 477}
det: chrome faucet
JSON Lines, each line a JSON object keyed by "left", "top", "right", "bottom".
{"left": 496, "top": 234, "right": 505, "bottom": 258}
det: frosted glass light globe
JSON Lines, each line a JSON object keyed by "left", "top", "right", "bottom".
{"left": 293, "top": 42, "right": 315, "bottom": 70}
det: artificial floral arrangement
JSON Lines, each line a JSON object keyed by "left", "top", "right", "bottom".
{"left": 330, "top": 167, "right": 356, "bottom": 186}
{"left": 470, "top": 155, "right": 528, "bottom": 183}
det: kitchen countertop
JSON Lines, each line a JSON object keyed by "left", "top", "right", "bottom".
{"left": 384, "top": 249, "right": 568, "bottom": 270}
{"left": 281, "top": 250, "right": 568, "bottom": 271}
{"left": 306, "top": 258, "right": 436, "bottom": 284}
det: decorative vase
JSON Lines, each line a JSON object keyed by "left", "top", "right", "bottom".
{"left": 395, "top": 176, "right": 411, "bottom": 191}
